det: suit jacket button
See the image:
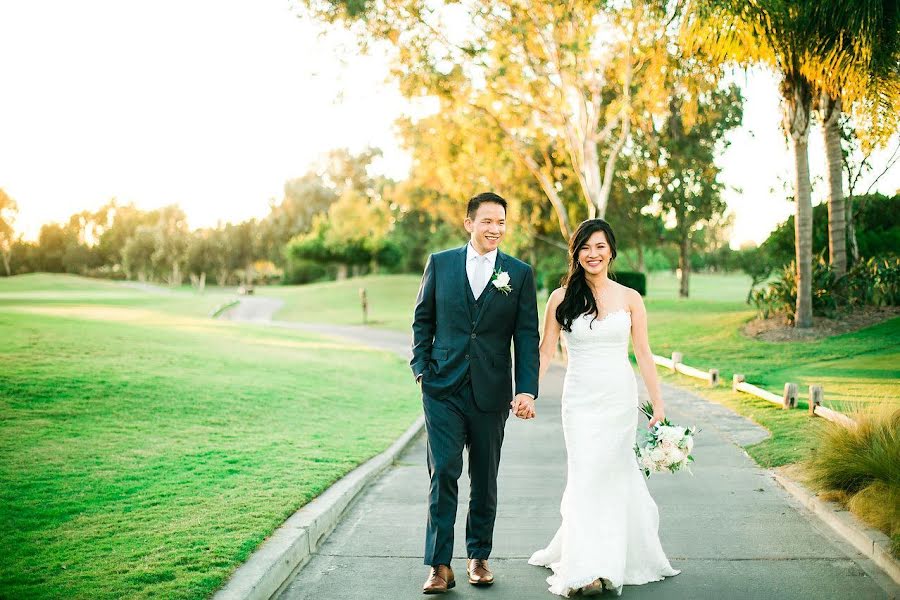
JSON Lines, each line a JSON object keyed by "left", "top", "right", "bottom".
{"left": 471, "top": 333, "right": 476, "bottom": 339}
{"left": 465, "top": 354, "right": 470, "bottom": 360}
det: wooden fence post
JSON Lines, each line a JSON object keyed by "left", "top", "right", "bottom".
{"left": 809, "top": 385, "right": 823, "bottom": 416}
{"left": 671, "top": 352, "right": 682, "bottom": 373}
{"left": 783, "top": 382, "right": 798, "bottom": 409}
{"left": 359, "top": 287, "right": 368, "bottom": 325}
{"left": 709, "top": 369, "right": 719, "bottom": 387}
{"left": 732, "top": 374, "right": 745, "bottom": 391}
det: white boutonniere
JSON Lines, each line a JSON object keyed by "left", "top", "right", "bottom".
{"left": 491, "top": 268, "right": 512, "bottom": 295}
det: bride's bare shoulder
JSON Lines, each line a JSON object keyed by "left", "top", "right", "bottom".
{"left": 610, "top": 279, "right": 639, "bottom": 298}
{"left": 623, "top": 286, "right": 645, "bottom": 311}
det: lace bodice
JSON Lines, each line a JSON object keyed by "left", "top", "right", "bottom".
{"left": 562, "top": 309, "right": 631, "bottom": 364}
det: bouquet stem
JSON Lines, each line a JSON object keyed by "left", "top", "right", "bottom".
{"left": 639, "top": 401, "right": 673, "bottom": 426}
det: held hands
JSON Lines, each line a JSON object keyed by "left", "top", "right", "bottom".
{"left": 511, "top": 394, "right": 536, "bottom": 420}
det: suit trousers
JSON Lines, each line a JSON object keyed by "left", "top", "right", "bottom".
{"left": 422, "top": 376, "right": 510, "bottom": 566}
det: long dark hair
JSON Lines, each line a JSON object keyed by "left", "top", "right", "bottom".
{"left": 555, "top": 219, "right": 618, "bottom": 332}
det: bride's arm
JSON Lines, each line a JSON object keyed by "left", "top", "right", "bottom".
{"left": 629, "top": 289, "right": 665, "bottom": 428}
{"left": 538, "top": 288, "right": 564, "bottom": 381}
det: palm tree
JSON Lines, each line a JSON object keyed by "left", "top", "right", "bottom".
{"left": 684, "top": 0, "right": 894, "bottom": 327}
{"left": 816, "top": 1, "right": 900, "bottom": 276}
{"left": 684, "top": 0, "right": 817, "bottom": 325}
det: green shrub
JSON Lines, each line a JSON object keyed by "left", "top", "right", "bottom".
{"left": 750, "top": 257, "right": 837, "bottom": 321}
{"left": 847, "top": 255, "right": 900, "bottom": 308}
{"left": 534, "top": 269, "right": 648, "bottom": 296}
{"left": 751, "top": 253, "right": 899, "bottom": 321}
{"left": 854, "top": 194, "right": 900, "bottom": 260}
{"left": 761, "top": 193, "right": 899, "bottom": 267}
{"left": 613, "top": 270, "right": 647, "bottom": 296}
{"left": 282, "top": 258, "right": 331, "bottom": 285}
{"left": 537, "top": 269, "right": 569, "bottom": 292}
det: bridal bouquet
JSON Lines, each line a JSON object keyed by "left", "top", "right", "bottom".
{"left": 634, "top": 401, "right": 696, "bottom": 477}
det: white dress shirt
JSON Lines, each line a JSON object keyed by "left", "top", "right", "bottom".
{"left": 466, "top": 242, "right": 497, "bottom": 299}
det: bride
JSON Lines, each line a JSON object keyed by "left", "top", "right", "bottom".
{"left": 529, "top": 219, "right": 680, "bottom": 597}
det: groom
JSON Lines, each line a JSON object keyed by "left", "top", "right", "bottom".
{"left": 411, "top": 192, "right": 540, "bottom": 594}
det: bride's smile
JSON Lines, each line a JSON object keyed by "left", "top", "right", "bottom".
{"left": 577, "top": 230, "right": 614, "bottom": 275}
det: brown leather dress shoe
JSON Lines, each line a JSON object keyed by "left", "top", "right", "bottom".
{"left": 466, "top": 558, "right": 494, "bottom": 586}
{"left": 579, "top": 577, "right": 605, "bottom": 596}
{"left": 423, "top": 565, "right": 455, "bottom": 594}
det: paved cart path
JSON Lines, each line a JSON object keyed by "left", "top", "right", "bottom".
{"left": 223, "top": 298, "right": 897, "bottom": 599}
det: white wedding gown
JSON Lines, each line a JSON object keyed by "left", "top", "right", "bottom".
{"left": 529, "top": 309, "right": 680, "bottom": 597}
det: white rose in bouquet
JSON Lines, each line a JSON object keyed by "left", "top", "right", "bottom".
{"left": 657, "top": 425, "right": 686, "bottom": 444}
{"left": 659, "top": 440, "right": 676, "bottom": 461}
{"left": 663, "top": 444, "right": 685, "bottom": 465}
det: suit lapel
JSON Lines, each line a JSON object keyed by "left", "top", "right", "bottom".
{"left": 473, "top": 251, "right": 505, "bottom": 329}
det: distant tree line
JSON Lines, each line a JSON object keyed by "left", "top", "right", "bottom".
{"left": 2, "top": 149, "right": 896, "bottom": 304}
{"left": 0, "top": 150, "right": 467, "bottom": 287}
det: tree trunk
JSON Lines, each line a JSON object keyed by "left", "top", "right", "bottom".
{"left": 821, "top": 93, "right": 846, "bottom": 276}
{"left": 336, "top": 264, "right": 348, "bottom": 280}
{"left": 595, "top": 111, "right": 630, "bottom": 220}
{"left": 783, "top": 80, "right": 813, "bottom": 328}
{"left": 636, "top": 244, "right": 645, "bottom": 274}
{"left": 583, "top": 137, "right": 602, "bottom": 220}
{"left": 678, "top": 232, "right": 690, "bottom": 298}
{"left": 1, "top": 251, "right": 10, "bottom": 276}
{"left": 793, "top": 139, "right": 814, "bottom": 327}
{"left": 846, "top": 194, "right": 859, "bottom": 264}
{"left": 519, "top": 150, "right": 572, "bottom": 240}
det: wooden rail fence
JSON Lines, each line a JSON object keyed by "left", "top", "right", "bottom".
{"left": 652, "top": 351, "right": 857, "bottom": 430}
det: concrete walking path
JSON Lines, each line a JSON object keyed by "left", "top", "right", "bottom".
{"left": 225, "top": 297, "right": 897, "bottom": 599}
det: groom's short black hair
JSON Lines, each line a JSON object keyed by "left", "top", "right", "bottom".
{"left": 467, "top": 192, "right": 507, "bottom": 219}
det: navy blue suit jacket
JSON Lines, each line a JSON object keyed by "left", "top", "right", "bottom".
{"left": 410, "top": 245, "right": 540, "bottom": 411}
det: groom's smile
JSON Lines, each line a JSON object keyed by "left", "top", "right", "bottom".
{"left": 464, "top": 201, "right": 507, "bottom": 255}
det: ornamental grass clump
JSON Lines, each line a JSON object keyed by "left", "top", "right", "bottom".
{"left": 805, "top": 407, "right": 900, "bottom": 557}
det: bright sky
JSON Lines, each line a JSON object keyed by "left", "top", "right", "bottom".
{"left": 1, "top": 1, "right": 897, "bottom": 248}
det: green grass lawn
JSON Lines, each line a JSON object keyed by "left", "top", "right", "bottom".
{"left": 0, "top": 274, "right": 420, "bottom": 599}
{"left": 3, "top": 269, "right": 896, "bottom": 595}
{"left": 648, "top": 274, "right": 898, "bottom": 412}
{"left": 261, "top": 271, "right": 899, "bottom": 412}
{"left": 259, "top": 273, "right": 419, "bottom": 330}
